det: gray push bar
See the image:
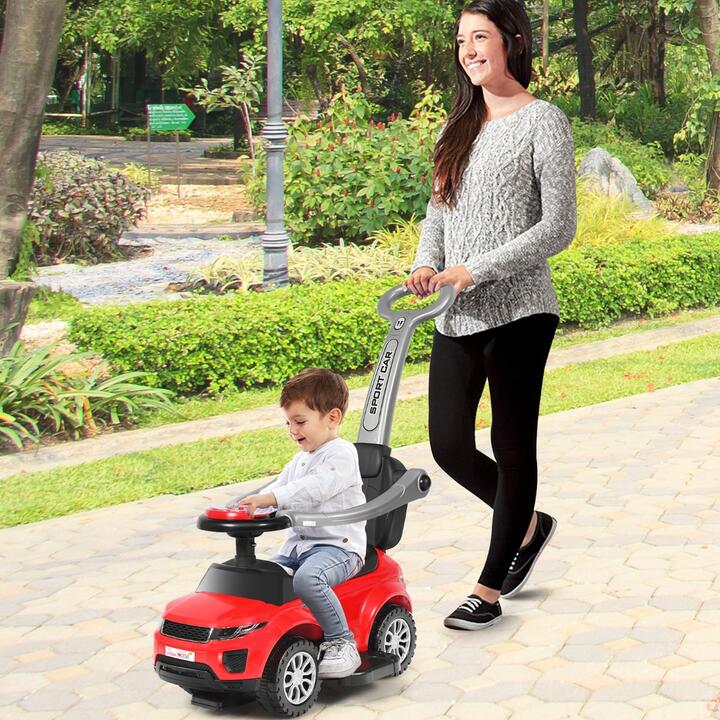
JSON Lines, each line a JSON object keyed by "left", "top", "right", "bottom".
{"left": 276, "top": 468, "right": 430, "bottom": 527}
{"left": 357, "top": 284, "right": 455, "bottom": 446}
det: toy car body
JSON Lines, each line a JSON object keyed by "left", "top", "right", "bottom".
{"left": 153, "top": 285, "right": 455, "bottom": 716}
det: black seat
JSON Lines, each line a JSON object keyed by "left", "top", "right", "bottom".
{"left": 355, "top": 443, "right": 408, "bottom": 552}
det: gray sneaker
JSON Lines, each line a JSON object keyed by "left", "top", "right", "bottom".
{"left": 317, "top": 638, "right": 361, "bottom": 679}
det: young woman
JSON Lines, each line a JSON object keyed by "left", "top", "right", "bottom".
{"left": 403, "top": 0, "right": 577, "bottom": 629}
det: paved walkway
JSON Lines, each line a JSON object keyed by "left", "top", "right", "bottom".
{"left": 39, "top": 136, "right": 241, "bottom": 185}
{"left": 5, "top": 314, "right": 720, "bottom": 479}
{"left": 1, "top": 376, "right": 719, "bottom": 719}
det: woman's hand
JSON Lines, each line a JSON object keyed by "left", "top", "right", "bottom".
{"left": 403, "top": 266, "right": 437, "bottom": 298}
{"left": 428, "top": 265, "right": 474, "bottom": 295}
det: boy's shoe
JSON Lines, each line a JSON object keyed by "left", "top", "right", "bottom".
{"left": 317, "top": 638, "right": 361, "bottom": 679}
{"left": 443, "top": 594, "right": 502, "bottom": 630}
{"left": 500, "top": 510, "right": 557, "bottom": 599}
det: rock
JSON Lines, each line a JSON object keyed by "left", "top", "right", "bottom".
{"left": 578, "top": 147, "right": 656, "bottom": 218}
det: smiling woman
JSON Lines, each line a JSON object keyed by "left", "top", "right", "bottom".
{"left": 402, "top": 0, "right": 577, "bottom": 630}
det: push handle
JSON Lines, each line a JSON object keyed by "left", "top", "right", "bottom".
{"left": 377, "top": 284, "right": 455, "bottom": 324}
{"left": 276, "top": 468, "right": 431, "bottom": 527}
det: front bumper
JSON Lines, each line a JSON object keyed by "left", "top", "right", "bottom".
{"left": 155, "top": 654, "right": 260, "bottom": 694}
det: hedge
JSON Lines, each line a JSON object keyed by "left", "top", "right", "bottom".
{"left": 69, "top": 233, "right": 720, "bottom": 395}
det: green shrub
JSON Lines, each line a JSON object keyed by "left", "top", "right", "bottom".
{"left": 41, "top": 120, "right": 122, "bottom": 136}
{"left": 70, "top": 233, "right": 720, "bottom": 395}
{"left": 69, "top": 276, "right": 432, "bottom": 395}
{"left": 10, "top": 221, "right": 39, "bottom": 280}
{"left": 552, "top": 233, "right": 720, "bottom": 327}
{"left": 246, "top": 86, "right": 445, "bottom": 245}
{"left": 25, "top": 288, "right": 83, "bottom": 324}
{"left": 0, "top": 341, "right": 175, "bottom": 449}
{"left": 28, "top": 151, "right": 150, "bottom": 264}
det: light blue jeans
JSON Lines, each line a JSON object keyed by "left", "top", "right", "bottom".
{"left": 270, "top": 544, "right": 364, "bottom": 641}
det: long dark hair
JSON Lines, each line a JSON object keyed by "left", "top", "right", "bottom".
{"left": 432, "top": 0, "right": 533, "bottom": 208}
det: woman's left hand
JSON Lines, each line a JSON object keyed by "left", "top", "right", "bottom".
{"left": 428, "top": 265, "right": 474, "bottom": 295}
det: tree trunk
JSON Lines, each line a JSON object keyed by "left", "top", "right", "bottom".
{"left": 336, "top": 34, "right": 371, "bottom": 97}
{"left": 647, "top": 0, "right": 666, "bottom": 107}
{"left": 541, "top": 0, "right": 549, "bottom": 74}
{"left": 696, "top": 0, "right": 720, "bottom": 192}
{"left": 572, "top": 0, "right": 596, "bottom": 119}
{"left": 0, "top": 0, "right": 66, "bottom": 280}
{"left": 0, "top": 282, "right": 36, "bottom": 354}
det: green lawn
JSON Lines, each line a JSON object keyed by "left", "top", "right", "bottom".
{"left": 3, "top": 332, "right": 718, "bottom": 528}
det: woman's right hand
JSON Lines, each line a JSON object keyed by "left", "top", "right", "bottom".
{"left": 403, "top": 266, "right": 437, "bottom": 298}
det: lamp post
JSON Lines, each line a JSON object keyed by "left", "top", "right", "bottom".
{"left": 261, "top": 0, "right": 290, "bottom": 288}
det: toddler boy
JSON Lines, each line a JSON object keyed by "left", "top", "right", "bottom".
{"left": 236, "top": 368, "right": 366, "bottom": 679}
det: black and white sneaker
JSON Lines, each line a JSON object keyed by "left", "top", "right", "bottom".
{"left": 443, "top": 594, "right": 502, "bottom": 630}
{"left": 500, "top": 510, "right": 557, "bottom": 599}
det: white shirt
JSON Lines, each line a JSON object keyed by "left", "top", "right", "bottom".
{"left": 263, "top": 437, "right": 367, "bottom": 562}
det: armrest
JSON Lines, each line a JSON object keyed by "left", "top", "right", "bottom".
{"left": 276, "top": 468, "right": 431, "bottom": 528}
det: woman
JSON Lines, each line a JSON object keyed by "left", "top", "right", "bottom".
{"left": 403, "top": 0, "right": 577, "bottom": 629}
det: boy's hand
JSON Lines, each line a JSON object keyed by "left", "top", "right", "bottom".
{"left": 236, "top": 492, "right": 277, "bottom": 516}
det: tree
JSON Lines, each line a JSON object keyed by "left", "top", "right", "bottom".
{"left": 0, "top": 0, "right": 66, "bottom": 347}
{"left": 696, "top": 0, "right": 720, "bottom": 191}
{"left": 188, "top": 56, "right": 262, "bottom": 157}
{"left": 573, "top": 0, "right": 596, "bottom": 118}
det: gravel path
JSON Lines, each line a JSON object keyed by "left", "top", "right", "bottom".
{"left": 33, "top": 235, "right": 261, "bottom": 305}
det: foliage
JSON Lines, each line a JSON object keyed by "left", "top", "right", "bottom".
{"left": 654, "top": 189, "right": 720, "bottom": 223}
{"left": 572, "top": 180, "right": 675, "bottom": 247}
{"left": 41, "top": 119, "right": 122, "bottom": 136}
{"left": 25, "top": 288, "right": 83, "bottom": 324}
{"left": 10, "top": 222, "right": 39, "bottom": 281}
{"left": 246, "top": 85, "right": 446, "bottom": 245}
{"left": 187, "top": 56, "right": 262, "bottom": 115}
{"left": 28, "top": 151, "right": 150, "bottom": 264}
{"left": 552, "top": 233, "right": 720, "bottom": 327}
{"left": 187, "top": 241, "right": 404, "bottom": 293}
{"left": 120, "top": 162, "right": 162, "bottom": 192}
{"left": 80, "top": 0, "right": 225, "bottom": 88}
{"left": 69, "top": 232, "right": 720, "bottom": 394}
{"left": 571, "top": 118, "right": 675, "bottom": 197}
{"left": 596, "top": 82, "right": 691, "bottom": 157}
{"left": 125, "top": 127, "right": 191, "bottom": 141}
{"left": 0, "top": 340, "right": 175, "bottom": 449}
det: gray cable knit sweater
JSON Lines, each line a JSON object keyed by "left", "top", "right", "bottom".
{"left": 411, "top": 98, "right": 577, "bottom": 336}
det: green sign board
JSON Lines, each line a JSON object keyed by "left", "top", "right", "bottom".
{"left": 147, "top": 104, "right": 196, "bottom": 131}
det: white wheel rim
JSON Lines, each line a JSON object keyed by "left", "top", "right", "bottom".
{"left": 282, "top": 650, "right": 316, "bottom": 705}
{"left": 382, "top": 617, "right": 411, "bottom": 663}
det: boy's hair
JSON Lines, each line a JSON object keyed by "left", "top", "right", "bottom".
{"left": 280, "top": 368, "right": 349, "bottom": 417}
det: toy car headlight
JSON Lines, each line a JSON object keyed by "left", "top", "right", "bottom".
{"left": 211, "top": 622, "right": 267, "bottom": 641}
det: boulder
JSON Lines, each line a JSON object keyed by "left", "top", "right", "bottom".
{"left": 577, "top": 147, "right": 655, "bottom": 218}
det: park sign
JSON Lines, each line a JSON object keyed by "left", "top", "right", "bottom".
{"left": 147, "top": 103, "right": 195, "bottom": 132}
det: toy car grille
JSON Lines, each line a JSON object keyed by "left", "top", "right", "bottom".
{"left": 222, "top": 649, "right": 248, "bottom": 673}
{"left": 161, "top": 619, "right": 212, "bottom": 643}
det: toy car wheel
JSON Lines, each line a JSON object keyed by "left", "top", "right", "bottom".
{"left": 370, "top": 605, "right": 416, "bottom": 675}
{"left": 256, "top": 637, "right": 320, "bottom": 717}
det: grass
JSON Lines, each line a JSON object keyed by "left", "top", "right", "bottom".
{"left": 3, "top": 332, "right": 718, "bottom": 528}
{"left": 136, "top": 303, "right": 720, "bottom": 429}
{"left": 25, "top": 288, "right": 83, "bottom": 324}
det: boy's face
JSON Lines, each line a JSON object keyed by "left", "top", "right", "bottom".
{"left": 282, "top": 400, "right": 342, "bottom": 453}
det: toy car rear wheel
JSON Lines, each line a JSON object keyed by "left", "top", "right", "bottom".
{"left": 256, "top": 637, "right": 320, "bottom": 717}
{"left": 369, "top": 605, "right": 416, "bottom": 675}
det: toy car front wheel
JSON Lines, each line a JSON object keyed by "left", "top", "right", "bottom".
{"left": 370, "top": 605, "right": 416, "bottom": 675}
{"left": 256, "top": 637, "right": 320, "bottom": 717}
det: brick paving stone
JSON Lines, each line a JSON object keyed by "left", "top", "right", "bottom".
{"left": 579, "top": 702, "right": 644, "bottom": 720}
{"left": 1, "top": 378, "right": 719, "bottom": 718}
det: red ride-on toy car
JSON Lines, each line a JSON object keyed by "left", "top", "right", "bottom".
{"left": 153, "top": 285, "right": 455, "bottom": 716}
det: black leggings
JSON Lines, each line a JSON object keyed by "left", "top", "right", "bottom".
{"left": 428, "top": 313, "right": 559, "bottom": 590}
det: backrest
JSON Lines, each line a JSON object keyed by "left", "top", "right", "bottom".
{"left": 354, "top": 443, "right": 408, "bottom": 551}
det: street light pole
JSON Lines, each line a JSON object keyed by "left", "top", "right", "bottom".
{"left": 261, "top": 0, "right": 290, "bottom": 288}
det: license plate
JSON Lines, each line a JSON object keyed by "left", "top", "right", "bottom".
{"left": 166, "top": 645, "right": 195, "bottom": 662}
